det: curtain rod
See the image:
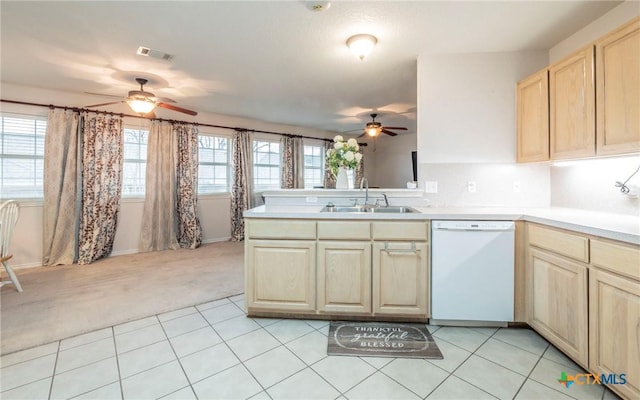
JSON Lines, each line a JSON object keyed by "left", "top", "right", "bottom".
{"left": 1, "top": 99, "right": 367, "bottom": 145}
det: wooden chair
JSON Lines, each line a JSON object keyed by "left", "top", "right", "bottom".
{"left": 1, "top": 200, "right": 22, "bottom": 292}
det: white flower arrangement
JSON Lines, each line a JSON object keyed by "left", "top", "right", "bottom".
{"left": 326, "top": 135, "right": 363, "bottom": 176}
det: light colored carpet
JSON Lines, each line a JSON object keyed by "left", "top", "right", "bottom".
{"left": 0, "top": 241, "right": 244, "bottom": 355}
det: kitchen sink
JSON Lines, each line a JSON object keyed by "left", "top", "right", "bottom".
{"left": 320, "top": 205, "right": 419, "bottom": 213}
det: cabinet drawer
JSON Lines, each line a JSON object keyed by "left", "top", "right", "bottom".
{"left": 591, "top": 239, "right": 640, "bottom": 281}
{"left": 372, "top": 221, "right": 429, "bottom": 241}
{"left": 528, "top": 224, "right": 588, "bottom": 262}
{"left": 317, "top": 221, "right": 370, "bottom": 240}
{"left": 247, "top": 219, "right": 316, "bottom": 239}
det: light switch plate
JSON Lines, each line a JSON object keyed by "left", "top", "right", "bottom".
{"left": 467, "top": 181, "right": 476, "bottom": 193}
{"left": 305, "top": 196, "right": 318, "bottom": 203}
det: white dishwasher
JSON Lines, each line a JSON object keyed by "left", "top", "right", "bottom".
{"left": 431, "top": 220, "right": 515, "bottom": 326}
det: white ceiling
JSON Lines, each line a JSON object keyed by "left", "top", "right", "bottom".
{"left": 0, "top": 1, "right": 621, "bottom": 135}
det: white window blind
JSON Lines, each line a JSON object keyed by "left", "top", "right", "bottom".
{"left": 303, "top": 144, "right": 325, "bottom": 189}
{"left": 122, "top": 128, "right": 148, "bottom": 197}
{"left": 0, "top": 116, "right": 47, "bottom": 199}
{"left": 198, "top": 134, "right": 230, "bottom": 194}
{"left": 253, "top": 140, "right": 281, "bottom": 191}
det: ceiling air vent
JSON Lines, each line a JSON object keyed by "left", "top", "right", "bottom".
{"left": 136, "top": 46, "right": 174, "bottom": 61}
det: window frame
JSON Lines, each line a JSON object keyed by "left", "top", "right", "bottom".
{"left": 121, "top": 127, "right": 149, "bottom": 198}
{"left": 302, "top": 142, "right": 326, "bottom": 189}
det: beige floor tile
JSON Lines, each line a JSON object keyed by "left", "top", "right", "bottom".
{"left": 55, "top": 337, "right": 115, "bottom": 374}
{"left": 344, "top": 371, "right": 420, "bottom": 400}
{"left": 0, "top": 342, "right": 58, "bottom": 368}
{"left": 113, "top": 316, "right": 159, "bottom": 335}
{"left": 381, "top": 358, "right": 449, "bottom": 398}
{"left": 529, "top": 358, "right": 604, "bottom": 400}
{"left": 74, "top": 382, "right": 122, "bottom": 400}
{"left": 475, "top": 338, "right": 540, "bottom": 376}
{"left": 193, "top": 364, "right": 263, "bottom": 400}
{"left": 244, "top": 346, "right": 306, "bottom": 388}
{"left": 426, "top": 338, "right": 472, "bottom": 373}
{"left": 200, "top": 303, "right": 245, "bottom": 325}
{"left": 168, "top": 326, "right": 222, "bottom": 358}
{"left": 0, "top": 354, "right": 57, "bottom": 392}
{"left": 161, "top": 313, "right": 208, "bottom": 338}
{"left": 433, "top": 327, "right": 490, "bottom": 352}
{"left": 212, "top": 314, "right": 261, "bottom": 341}
{"left": 267, "top": 368, "right": 340, "bottom": 400}
{"left": 492, "top": 328, "right": 549, "bottom": 356}
{"left": 542, "top": 344, "right": 582, "bottom": 370}
{"left": 515, "top": 379, "right": 574, "bottom": 400}
{"left": 426, "top": 375, "right": 496, "bottom": 399}
{"left": 285, "top": 330, "right": 329, "bottom": 366}
{"left": 60, "top": 328, "right": 112, "bottom": 351}
{"left": 226, "top": 328, "right": 281, "bottom": 361}
{"left": 454, "top": 355, "right": 526, "bottom": 399}
{"left": 0, "top": 377, "right": 51, "bottom": 400}
{"left": 196, "top": 298, "right": 231, "bottom": 312}
{"left": 264, "top": 319, "right": 315, "bottom": 344}
{"left": 312, "top": 355, "right": 376, "bottom": 393}
{"left": 159, "top": 386, "right": 197, "bottom": 399}
{"left": 180, "top": 342, "right": 240, "bottom": 383}
{"left": 118, "top": 340, "right": 176, "bottom": 378}
{"left": 121, "top": 361, "right": 189, "bottom": 400}
{"left": 359, "top": 356, "right": 394, "bottom": 369}
{"left": 157, "top": 306, "right": 198, "bottom": 323}
{"left": 50, "top": 357, "right": 119, "bottom": 399}
{"left": 115, "top": 324, "right": 167, "bottom": 354}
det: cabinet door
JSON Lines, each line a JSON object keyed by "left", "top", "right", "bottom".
{"left": 317, "top": 241, "right": 371, "bottom": 314}
{"left": 550, "top": 46, "right": 596, "bottom": 160}
{"left": 596, "top": 17, "right": 640, "bottom": 156}
{"left": 517, "top": 69, "right": 549, "bottom": 163}
{"left": 372, "top": 242, "right": 429, "bottom": 316}
{"left": 589, "top": 268, "right": 640, "bottom": 400}
{"left": 245, "top": 240, "right": 316, "bottom": 313}
{"left": 528, "top": 248, "right": 588, "bottom": 367}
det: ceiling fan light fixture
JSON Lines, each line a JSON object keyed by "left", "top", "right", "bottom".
{"left": 127, "top": 98, "right": 157, "bottom": 115}
{"left": 346, "top": 34, "right": 377, "bottom": 61}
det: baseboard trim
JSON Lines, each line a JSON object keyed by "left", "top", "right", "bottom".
{"left": 10, "top": 237, "right": 233, "bottom": 270}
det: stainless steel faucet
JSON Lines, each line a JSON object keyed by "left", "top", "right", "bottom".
{"left": 382, "top": 193, "right": 389, "bottom": 207}
{"left": 360, "top": 178, "right": 369, "bottom": 204}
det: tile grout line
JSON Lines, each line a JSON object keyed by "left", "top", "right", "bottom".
{"left": 194, "top": 301, "right": 269, "bottom": 398}
{"left": 510, "top": 342, "right": 549, "bottom": 400}
{"left": 46, "top": 340, "right": 61, "bottom": 400}
{"left": 111, "top": 326, "right": 125, "bottom": 400}
{"left": 149, "top": 314, "right": 198, "bottom": 400}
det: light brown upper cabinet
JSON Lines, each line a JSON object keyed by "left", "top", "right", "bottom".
{"left": 549, "top": 46, "right": 596, "bottom": 160}
{"left": 595, "top": 17, "right": 640, "bottom": 156}
{"left": 517, "top": 69, "right": 549, "bottom": 162}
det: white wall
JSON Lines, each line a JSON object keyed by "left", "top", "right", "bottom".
{"left": 549, "top": 0, "right": 640, "bottom": 63}
{"left": 368, "top": 132, "right": 417, "bottom": 188}
{"left": 415, "top": 50, "right": 550, "bottom": 207}
{"left": 417, "top": 51, "right": 548, "bottom": 164}
{"left": 2, "top": 83, "right": 338, "bottom": 267}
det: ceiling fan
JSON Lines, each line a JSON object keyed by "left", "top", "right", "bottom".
{"left": 358, "top": 113, "right": 407, "bottom": 138}
{"left": 86, "top": 78, "right": 198, "bottom": 117}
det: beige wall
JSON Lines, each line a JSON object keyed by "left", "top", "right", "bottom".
{"left": 367, "top": 132, "right": 417, "bottom": 189}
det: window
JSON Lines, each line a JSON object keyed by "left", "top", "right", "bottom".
{"left": 0, "top": 116, "right": 46, "bottom": 199}
{"left": 303, "top": 144, "right": 325, "bottom": 188}
{"left": 122, "top": 128, "right": 148, "bottom": 197}
{"left": 198, "top": 134, "right": 230, "bottom": 193}
{"left": 253, "top": 140, "right": 281, "bottom": 191}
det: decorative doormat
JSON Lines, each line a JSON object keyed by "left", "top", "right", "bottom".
{"left": 327, "top": 321, "right": 444, "bottom": 359}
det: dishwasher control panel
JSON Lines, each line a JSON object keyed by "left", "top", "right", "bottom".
{"left": 432, "top": 220, "right": 515, "bottom": 231}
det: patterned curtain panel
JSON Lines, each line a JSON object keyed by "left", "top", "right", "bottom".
{"left": 323, "top": 140, "right": 336, "bottom": 189}
{"left": 139, "top": 121, "right": 178, "bottom": 252}
{"left": 174, "top": 123, "right": 202, "bottom": 249}
{"left": 43, "top": 109, "right": 82, "bottom": 266}
{"left": 230, "top": 130, "right": 253, "bottom": 241}
{"left": 78, "top": 114, "right": 124, "bottom": 265}
{"left": 280, "top": 136, "right": 304, "bottom": 189}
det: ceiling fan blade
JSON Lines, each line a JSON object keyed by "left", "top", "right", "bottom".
{"left": 85, "top": 101, "right": 125, "bottom": 108}
{"left": 151, "top": 96, "right": 176, "bottom": 104}
{"left": 358, "top": 132, "right": 367, "bottom": 138}
{"left": 145, "top": 110, "right": 157, "bottom": 119}
{"left": 381, "top": 129, "right": 398, "bottom": 136}
{"left": 382, "top": 126, "right": 408, "bottom": 130}
{"left": 157, "top": 102, "right": 198, "bottom": 116}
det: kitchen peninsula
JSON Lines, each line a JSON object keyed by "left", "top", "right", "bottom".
{"left": 244, "top": 189, "right": 640, "bottom": 398}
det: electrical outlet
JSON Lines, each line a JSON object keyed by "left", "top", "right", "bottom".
{"left": 467, "top": 181, "right": 476, "bottom": 193}
{"left": 513, "top": 182, "right": 521, "bottom": 193}
{"left": 305, "top": 196, "right": 318, "bottom": 203}
{"left": 425, "top": 181, "right": 438, "bottom": 193}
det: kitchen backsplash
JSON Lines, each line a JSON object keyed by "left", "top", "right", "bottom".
{"left": 550, "top": 156, "right": 640, "bottom": 216}
{"left": 418, "top": 163, "right": 550, "bottom": 207}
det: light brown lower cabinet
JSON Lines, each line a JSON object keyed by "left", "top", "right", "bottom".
{"left": 245, "top": 239, "right": 316, "bottom": 313}
{"left": 317, "top": 241, "right": 371, "bottom": 314}
{"left": 528, "top": 248, "right": 589, "bottom": 368}
{"left": 589, "top": 268, "right": 640, "bottom": 400}
{"left": 372, "top": 241, "right": 429, "bottom": 316}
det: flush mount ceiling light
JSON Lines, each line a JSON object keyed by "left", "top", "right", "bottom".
{"left": 346, "top": 34, "right": 377, "bottom": 61}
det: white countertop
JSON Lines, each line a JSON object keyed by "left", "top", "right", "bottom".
{"left": 244, "top": 205, "right": 639, "bottom": 245}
